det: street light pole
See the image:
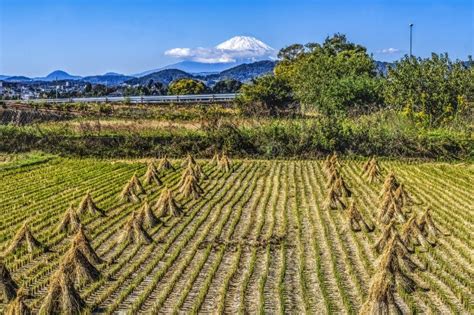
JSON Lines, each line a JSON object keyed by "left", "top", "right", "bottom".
{"left": 409, "top": 23, "right": 414, "bottom": 57}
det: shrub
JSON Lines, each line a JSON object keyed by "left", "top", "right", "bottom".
{"left": 384, "top": 53, "right": 472, "bottom": 127}
{"left": 98, "top": 104, "right": 113, "bottom": 115}
{"left": 169, "top": 79, "right": 209, "bottom": 95}
{"left": 237, "top": 75, "right": 294, "bottom": 116}
{"left": 212, "top": 79, "right": 243, "bottom": 94}
{"left": 275, "top": 34, "right": 382, "bottom": 115}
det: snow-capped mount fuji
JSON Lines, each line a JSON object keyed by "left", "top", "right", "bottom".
{"left": 142, "top": 35, "right": 276, "bottom": 76}
{"left": 216, "top": 36, "right": 274, "bottom": 54}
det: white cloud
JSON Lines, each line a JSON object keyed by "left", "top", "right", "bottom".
{"left": 378, "top": 48, "right": 401, "bottom": 54}
{"left": 165, "top": 47, "right": 237, "bottom": 63}
{"left": 164, "top": 36, "right": 275, "bottom": 64}
{"left": 165, "top": 48, "right": 193, "bottom": 58}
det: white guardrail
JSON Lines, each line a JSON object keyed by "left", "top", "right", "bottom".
{"left": 21, "top": 93, "right": 238, "bottom": 104}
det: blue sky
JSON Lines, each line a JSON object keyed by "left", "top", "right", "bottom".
{"left": 0, "top": 0, "right": 472, "bottom": 76}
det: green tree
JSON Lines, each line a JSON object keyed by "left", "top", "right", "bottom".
{"left": 238, "top": 75, "right": 294, "bottom": 116}
{"left": 275, "top": 34, "right": 382, "bottom": 115}
{"left": 147, "top": 79, "right": 155, "bottom": 89}
{"left": 277, "top": 44, "right": 306, "bottom": 61}
{"left": 168, "top": 79, "right": 208, "bottom": 95}
{"left": 150, "top": 81, "right": 167, "bottom": 95}
{"left": 384, "top": 53, "right": 472, "bottom": 126}
{"left": 84, "top": 83, "right": 92, "bottom": 94}
{"left": 212, "top": 79, "right": 243, "bottom": 94}
{"left": 319, "top": 33, "right": 367, "bottom": 55}
{"left": 91, "top": 84, "right": 107, "bottom": 97}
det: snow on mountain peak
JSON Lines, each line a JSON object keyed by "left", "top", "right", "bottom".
{"left": 165, "top": 35, "right": 275, "bottom": 64}
{"left": 216, "top": 36, "right": 274, "bottom": 52}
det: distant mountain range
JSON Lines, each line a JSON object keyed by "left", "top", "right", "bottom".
{"left": 0, "top": 70, "right": 133, "bottom": 85}
{"left": 201, "top": 61, "right": 276, "bottom": 83}
{"left": 2, "top": 59, "right": 470, "bottom": 86}
{"left": 38, "top": 70, "right": 82, "bottom": 81}
{"left": 126, "top": 69, "right": 192, "bottom": 85}
{"left": 127, "top": 61, "right": 277, "bottom": 86}
{"left": 0, "top": 60, "right": 277, "bottom": 86}
{"left": 82, "top": 73, "right": 134, "bottom": 85}
{"left": 2, "top": 76, "right": 33, "bottom": 82}
{"left": 133, "top": 61, "right": 242, "bottom": 77}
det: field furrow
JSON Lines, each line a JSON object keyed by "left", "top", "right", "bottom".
{"left": 222, "top": 162, "right": 274, "bottom": 313}
{"left": 0, "top": 158, "right": 472, "bottom": 314}
{"left": 102, "top": 163, "right": 252, "bottom": 313}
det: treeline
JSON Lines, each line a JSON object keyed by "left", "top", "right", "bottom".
{"left": 0, "top": 78, "right": 244, "bottom": 100}
{"left": 79, "top": 78, "right": 243, "bottom": 98}
{"left": 239, "top": 34, "right": 473, "bottom": 128}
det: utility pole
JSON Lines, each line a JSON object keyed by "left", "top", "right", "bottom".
{"left": 409, "top": 23, "right": 414, "bottom": 57}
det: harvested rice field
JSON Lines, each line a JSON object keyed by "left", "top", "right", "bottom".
{"left": 0, "top": 155, "right": 472, "bottom": 314}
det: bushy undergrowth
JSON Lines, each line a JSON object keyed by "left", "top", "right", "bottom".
{"left": 0, "top": 111, "right": 471, "bottom": 160}
{"left": 28, "top": 101, "right": 235, "bottom": 121}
